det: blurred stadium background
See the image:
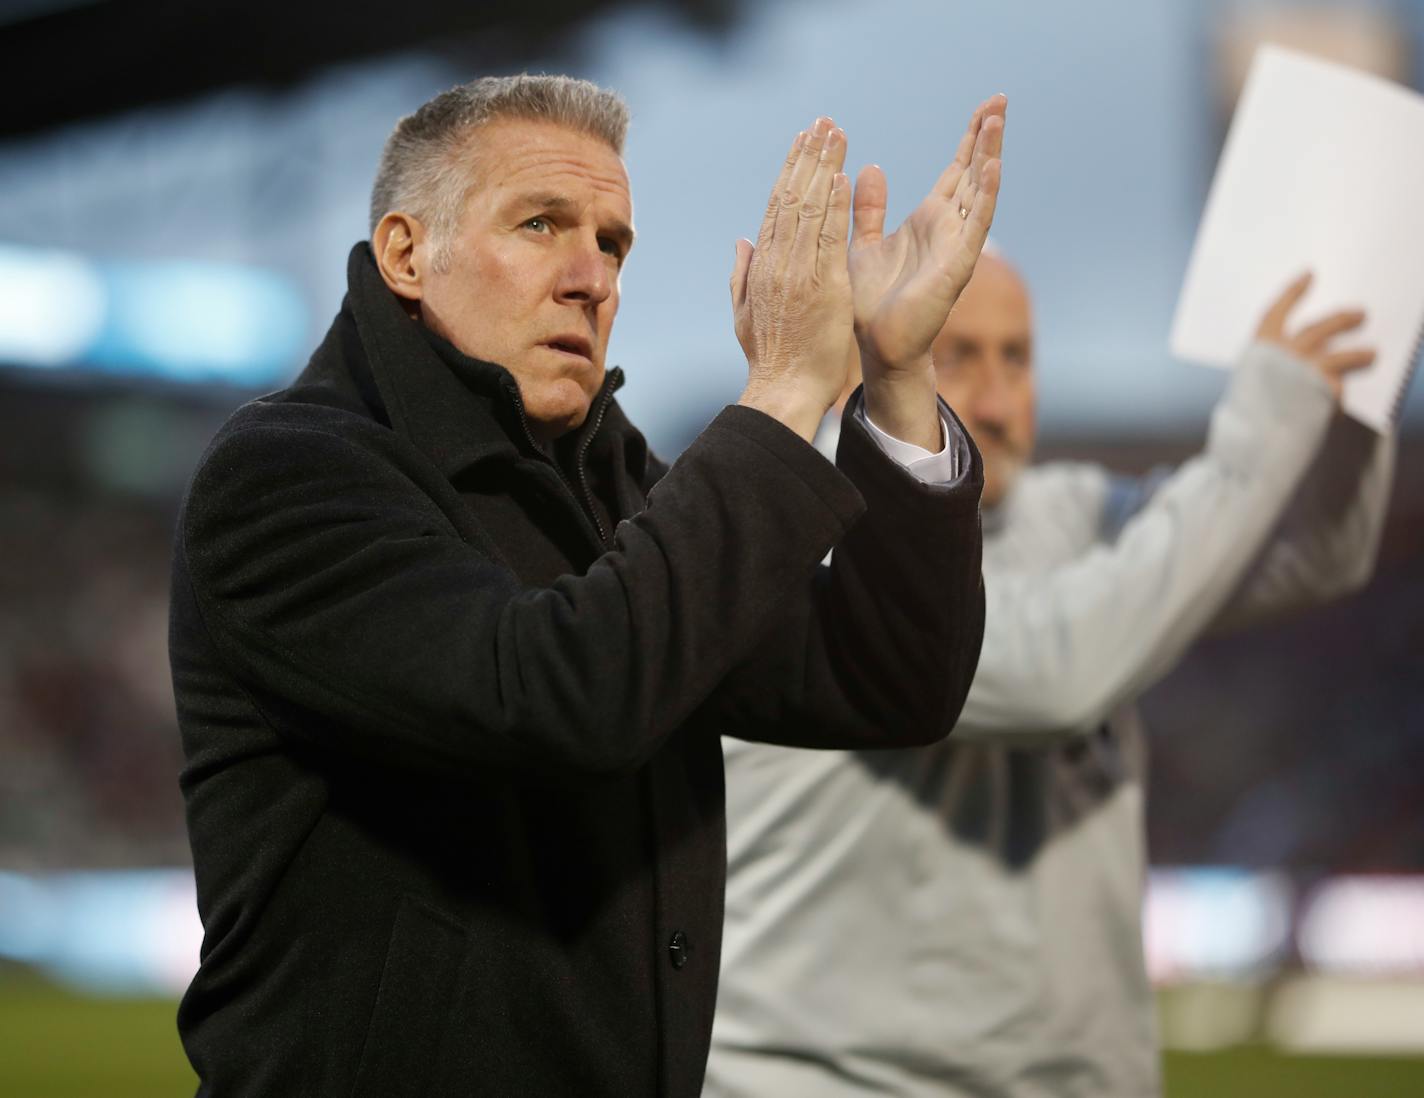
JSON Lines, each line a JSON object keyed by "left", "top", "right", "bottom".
{"left": 1, "top": 0, "right": 1421, "bottom": 1094}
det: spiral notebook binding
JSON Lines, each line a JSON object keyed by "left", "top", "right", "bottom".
{"left": 1386, "top": 317, "right": 1424, "bottom": 425}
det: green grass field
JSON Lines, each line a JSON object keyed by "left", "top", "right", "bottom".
{"left": 2, "top": 974, "right": 1422, "bottom": 1097}
{"left": 0, "top": 974, "right": 195, "bottom": 1098}
{"left": 1165, "top": 1047, "right": 1424, "bottom": 1097}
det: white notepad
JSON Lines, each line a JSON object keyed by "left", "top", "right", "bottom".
{"left": 1170, "top": 45, "right": 1424, "bottom": 433}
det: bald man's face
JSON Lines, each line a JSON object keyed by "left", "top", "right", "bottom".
{"left": 932, "top": 256, "right": 1036, "bottom": 508}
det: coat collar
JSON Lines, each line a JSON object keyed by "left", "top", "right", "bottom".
{"left": 338, "top": 241, "right": 628, "bottom": 483}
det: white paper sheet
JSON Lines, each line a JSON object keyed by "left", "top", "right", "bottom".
{"left": 1170, "top": 45, "right": 1424, "bottom": 433}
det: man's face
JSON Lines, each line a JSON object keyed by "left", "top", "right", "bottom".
{"left": 416, "top": 120, "right": 635, "bottom": 441}
{"left": 931, "top": 255, "right": 1036, "bottom": 508}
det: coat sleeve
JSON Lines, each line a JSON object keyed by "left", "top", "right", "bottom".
{"left": 1209, "top": 408, "right": 1395, "bottom": 632}
{"left": 179, "top": 404, "right": 868, "bottom": 780}
{"left": 952, "top": 342, "right": 1340, "bottom": 743}
{"left": 716, "top": 392, "right": 987, "bottom": 749}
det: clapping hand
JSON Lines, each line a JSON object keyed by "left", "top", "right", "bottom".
{"left": 849, "top": 95, "right": 1007, "bottom": 449}
{"left": 733, "top": 117, "right": 855, "bottom": 442}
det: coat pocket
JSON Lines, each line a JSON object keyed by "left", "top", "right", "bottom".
{"left": 350, "top": 893, "right": 466, "bottom": 1098}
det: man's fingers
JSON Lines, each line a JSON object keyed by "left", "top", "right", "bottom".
{"left": 814, "top": 172, "right": 852, "bottom": 286}
{"left": 957, "top": 158, "right": 1002, "bottom": 271}
{"left": 851, "top": 163, "right": 888, "bottom": 249}
{"left": 1312, "top": 344, "right": 1374, "bottom": 400}
{"left": 1292, "top": 308, "right": 1367, "bottom": 353}
{"left": 945, "top": 114, "right": 1002, "bottom": 226}
{"left": 930, "top": 97, "right": 989, "bottom": 199}
{"left": 1256, "top": 271, "right": 1313, "bottom": 339}
{"left": 730, "top": 238, "right": 754, "bottom": 308}
{"left": 790, "top": 127, "right": 848, "bottom": 272}
{"left": 772, "top": 117, "right": 834, "bottom": 254}
{"left": 1317, "top": 347, "right": 1377, "bottom": 376}
{"left": 756, "top": 131, "right": 808, "bottom": 254}
{"left": 964, "top": 111, "right": 1005, "bottom": 197}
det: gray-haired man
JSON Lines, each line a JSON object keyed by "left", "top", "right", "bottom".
{"left": 170, "top": 74, "right": 1003, "bottom": 1096}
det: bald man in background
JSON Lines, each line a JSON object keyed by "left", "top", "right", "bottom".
{"left": 706, "top": 253, "right": 1396, "bottom": 1097}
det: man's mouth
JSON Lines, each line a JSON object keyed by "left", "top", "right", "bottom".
{"left": 543, "top": 335, "right": 594, "bottom": 361}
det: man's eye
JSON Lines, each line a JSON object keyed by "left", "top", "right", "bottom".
{"left": 524, "top": 218, "right": 549, "bottom": 233}
{"left": 598, "top": 238, "right": 622, "bottom": 260}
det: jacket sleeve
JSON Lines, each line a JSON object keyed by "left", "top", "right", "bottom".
{"left": 953, "top": 342, "right": 1339, "bottom": 743}
{"left": 717, "top": 391, "right": 986, "bottom": 749}
{"left": 1209, "top": 408, "right": 1395, "bottom": 632}
{"left": 180, "top": 404, "right": 867, "bottom": 780}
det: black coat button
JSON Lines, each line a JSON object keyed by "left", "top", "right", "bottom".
{"left": 668, "top": 930, "right": 690, "bottom": 969}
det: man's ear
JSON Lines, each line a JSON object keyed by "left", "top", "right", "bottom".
{"left": 372, "top": 212, "right": 428, "bottom": 303}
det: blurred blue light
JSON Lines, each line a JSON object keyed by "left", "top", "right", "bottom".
{"left": 0, "top": 243, "right": 307, "bottom": 387}
{"left": 1145, "top": 867, "right": 1294, "bottom": 981}
{"left": 0, "top": 869, "right": 200, "bottom": 996}
{"left": 0, "top": 244, "right": 107, "bottom": 367}
{"left": 0, "top": 871, "right": 52, "bottom": 962}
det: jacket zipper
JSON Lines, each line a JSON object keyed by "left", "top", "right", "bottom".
{"left": 506, "top": 381, "right": 615, "bottom": 549}
{"left": 574, "top": 384, "right": 618, "bottom": 546}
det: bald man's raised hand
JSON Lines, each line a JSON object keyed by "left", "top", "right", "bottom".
{"left": 849, "top": 95, "right": 1006, "bottom": 450}
{"left": 1255, "top": 272, "right": 1376, "bottom": 401}
{"left": 733, "top": 117, "right": 856, "bottom": 442}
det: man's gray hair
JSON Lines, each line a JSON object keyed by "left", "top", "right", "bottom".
{"left": 369, "top": 73, "right": 629, "bottom": 268}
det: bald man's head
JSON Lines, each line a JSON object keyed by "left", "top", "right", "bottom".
{"left": 931, "top": 253, "right": 1036, "bottom": 508}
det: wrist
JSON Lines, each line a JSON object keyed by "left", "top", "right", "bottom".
{"left": 737, "top": 375, "right": 833, "bottom": 444}
{"left": 859, "top": 353, "right": 941, "bottom": 452}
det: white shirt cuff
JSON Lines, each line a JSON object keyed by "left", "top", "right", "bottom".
{"left": 855, "top": 405, "right": 963, "bottom": 484}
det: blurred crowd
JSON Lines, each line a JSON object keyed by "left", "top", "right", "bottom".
{"left": 0, "top": 486, "right": 187, "bottom": 868}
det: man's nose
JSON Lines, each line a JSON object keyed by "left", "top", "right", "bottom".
{"left": 971, "top": 369, "right": 1013, "bottom": 425}
{"left": 554, "top": 237, "right": 612, "bottom": 308}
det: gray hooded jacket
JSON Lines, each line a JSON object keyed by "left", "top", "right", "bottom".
{"left": 707, "top": 342, "right": 1394, "bottom": 1097}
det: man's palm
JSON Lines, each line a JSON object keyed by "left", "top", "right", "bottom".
{"left": 849, "top": 97, "right": 1005, "bottom": 375}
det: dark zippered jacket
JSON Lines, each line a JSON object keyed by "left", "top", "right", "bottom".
{"left": 169, "top": 243, "right": 985, "bottom": 1097}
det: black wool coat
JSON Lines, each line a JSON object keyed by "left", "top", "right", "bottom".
{"left": 169, "top": 243, "right": 985, "bottom": 1097}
